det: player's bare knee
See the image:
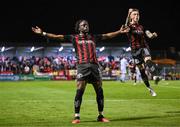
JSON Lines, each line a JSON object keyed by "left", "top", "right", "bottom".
{"left": 93, "top": 81, "right": 102, "bottom": 90}
{"left": 77, "top": 81, "right": 86, "bottom": 90}
{"left": 97, "top": 81, "right": 102, "bottom": 87}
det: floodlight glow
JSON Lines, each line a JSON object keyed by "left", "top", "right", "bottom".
{"left": 99, "top": 46, "right": 105, "bottom": 52}
{"left": 1, "top": 46, "right": 5, "bottom": 52}
{"left": 72, "top": 48, "right": 75, "bottom": 52}
{"left": 59, "top": 46, "right": 63, "bottom": 52}
{"left": 126, "top": 47, "right": 131, "bottom": 52}
{"left": 31, "top": 46, "right": 35, "bottom": 52}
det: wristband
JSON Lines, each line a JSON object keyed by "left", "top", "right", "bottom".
{"left": 42, "top": 32, "right": 47, "bottom": 36}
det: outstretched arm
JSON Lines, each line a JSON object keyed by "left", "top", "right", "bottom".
{"left": 32, "top": 26, "right": 64, "bottom": 40}
{"left": 145, "top": 30, "right": 158, "bottom": 39}
{"left": 101, "top": 25, "right": 130, "bottom": 40}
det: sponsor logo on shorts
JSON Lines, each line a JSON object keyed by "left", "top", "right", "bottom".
{"left": 134, "top": 59, "right": 140, "bottom": 64}
{"left": 150, "top": 66, "right": 155, "bottom": 72}
{"left": 77, "top": 73, "right": 83, "bottom": 79}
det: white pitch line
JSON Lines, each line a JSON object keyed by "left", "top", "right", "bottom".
{"left": 4, "top": 99, "right": 180, "bottom": 102}
{"left": 157, "top": 85, "right": 180, "bottom": 89}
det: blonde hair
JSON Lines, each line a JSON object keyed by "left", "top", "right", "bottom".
{"left": 127, "top": 8, "right": 139, "bottom": 26}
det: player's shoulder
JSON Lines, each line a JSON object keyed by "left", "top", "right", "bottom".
{"left": 137, "top": 23, "right": 145, "bottom": 30}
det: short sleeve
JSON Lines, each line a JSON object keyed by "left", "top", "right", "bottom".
{"left": 93, "top": 34, "right": 103, "bottom": 42}
{"left": 63, "top": 35, "right": 74, "bottom": 42}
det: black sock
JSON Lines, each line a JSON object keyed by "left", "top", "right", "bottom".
{"left": 74, "top": 116, "right": 80, "bottom": 120}
{"left": 140, "top": 68, "right": 150, "bottom": 87}
{"left": 146, "top": 60, "right": 159, "bottom": 76}
{"left": 96, "top": 87, "right": 104, "bottom": 112}
{"left": 98, "top": 114, "right": 104, "bottom": 118}
{"left": 74, "top": 89, "right": 84, "bottom": 114}
{"left": 134, "top": 75, "right": 137, "bottom": 83}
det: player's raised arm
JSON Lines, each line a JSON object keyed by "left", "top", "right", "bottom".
{"left": 145, "top": 30, "right": 158, "bottom": 39}
{"left": 32, "top": 26, "right": 64, "bottom": 40}
{"left": 101, "top": 25, "right": 130, "bottom": 40}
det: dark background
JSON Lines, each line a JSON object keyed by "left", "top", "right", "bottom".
{"left": 0, "top": 0, "right": 178, "bottom": 50}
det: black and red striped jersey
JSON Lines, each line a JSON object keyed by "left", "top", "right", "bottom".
{"left": 127, "top": 23, "right": 149, "bottom": 50}
{"left": 64, "top": 34, "right": 102, "bottom": 64}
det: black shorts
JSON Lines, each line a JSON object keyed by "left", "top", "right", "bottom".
{"left": 130, "top": 68, "right": 136, "bottom": 74}
{"left": 76, "top": 63, "right": 102, "bottom": 83}
{"left": 131, "top": 48, "right": 151, "bottom": 65}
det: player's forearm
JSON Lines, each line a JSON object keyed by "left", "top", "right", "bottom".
{"left": 42, "top": 32, "right": 64, "bottom": 40}
{"left": 102, "top": 30, "right": 122, "bottom": 39}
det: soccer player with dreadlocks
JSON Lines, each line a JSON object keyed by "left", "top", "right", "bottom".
{"left": 32, "top": 19, "right": 128, "bottom": 124}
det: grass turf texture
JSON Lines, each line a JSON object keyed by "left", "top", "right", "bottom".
{"left": 0, "top": 80, "right": 180, "bottom": 127}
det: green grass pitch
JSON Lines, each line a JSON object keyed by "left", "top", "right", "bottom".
{"left": 0, "top": 80, "right": 180, "bottom": 127}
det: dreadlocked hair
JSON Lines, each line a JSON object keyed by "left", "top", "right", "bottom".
{"left": 74, "top": 19, "right": 88, "bottom": 34}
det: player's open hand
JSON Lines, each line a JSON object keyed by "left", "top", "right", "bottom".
{"left": 32, "top": 26, "right": 43, "bottom": 34}
{"left": 152, "top": 32, "right": 158, "bottom": 38}
{"left": 120, "top": 25, "right": 130, "bottom": 33}
{"left": 128, "top": 8, "right": 133, "bottom": 14}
